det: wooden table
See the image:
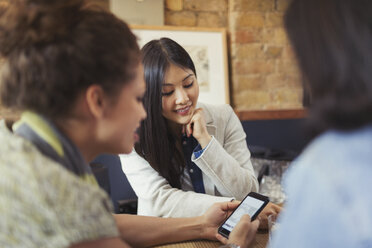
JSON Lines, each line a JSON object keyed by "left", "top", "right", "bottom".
{"left": 154, "top": 230, "right": 269, "bottom": 248}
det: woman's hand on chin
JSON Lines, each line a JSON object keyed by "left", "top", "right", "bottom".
{"left": 185, "top": 108, "right": 211, "bottom": 148}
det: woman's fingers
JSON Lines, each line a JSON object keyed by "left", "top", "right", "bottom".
{"left": 186, "top": 122, "right": 193, "bottom": 137}
{"left": 216, "top": 233, "right": 228, "bottom": 244}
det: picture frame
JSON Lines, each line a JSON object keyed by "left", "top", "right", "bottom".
{"left": 131, "top": 25, "right": 230, "bottom": 105}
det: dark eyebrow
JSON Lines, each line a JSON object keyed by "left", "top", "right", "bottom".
{"left": 182, "top": 74, "right": 193, "bottom": 81}
{"left": 163, "top": 74, "right": 194, "bottom": 86}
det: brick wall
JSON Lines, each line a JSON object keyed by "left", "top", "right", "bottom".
{"left": 166, "top": 0, "right": 302, "bottom": 111}
{"left": 165, "top": 0, "right": 228, "bottom": 27}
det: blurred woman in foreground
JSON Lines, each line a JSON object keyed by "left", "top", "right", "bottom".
{"left": 269, "top": 0, "right": 372, "bottom": 247}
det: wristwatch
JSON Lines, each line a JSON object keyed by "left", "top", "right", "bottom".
{"left": 219, "top": 244, "right": 240, "bottom": 248}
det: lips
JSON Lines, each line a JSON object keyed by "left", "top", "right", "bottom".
{"left": 133, "top": 127, "right": 140, "bottom": 142}
{"left": 175, "top": 105, "right": 191, "bottom": 115}
{"left": 133, "top": 132, "right": 139, "bottom": 142}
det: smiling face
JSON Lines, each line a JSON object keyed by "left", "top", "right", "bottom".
{"left": 161, "top": 63, "right": 199, "bottom": 126}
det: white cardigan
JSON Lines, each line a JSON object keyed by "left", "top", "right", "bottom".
{"left": 120, "top": 103, "right": 259, "bottom": 217}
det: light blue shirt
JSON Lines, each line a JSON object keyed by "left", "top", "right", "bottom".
{"left": 270, "top": 125, "right": 372, "bottom": 248}
{"left": 193, "top": 143, "right": 205, "bottom": 159}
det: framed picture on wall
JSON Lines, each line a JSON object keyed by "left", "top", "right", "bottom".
{"left": 131, "top": 25, "right": 230, "bottom": 105}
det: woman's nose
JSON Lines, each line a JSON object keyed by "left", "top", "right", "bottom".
{"left": 175, "top": 89, "right": 189, "bottom": 105}
{"left": 140, "top": 103, "right": 147, "bottom": 120}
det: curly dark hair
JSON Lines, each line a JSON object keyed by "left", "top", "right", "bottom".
{"left": 0, "top": 0, "right": 140, "bottom": 118}
{"left": 285, "top": 0, "right": 372, "bottom": 136}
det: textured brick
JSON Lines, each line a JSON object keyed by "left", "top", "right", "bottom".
{"left": 232, "top": 0, "right": 275, "bottom": 12}
{"left": 282, "top": 45, "right": 296, "bottom": 61}
{"left": 264, "top": 45, "right": 283, "bottom": 59}
{"left": 276, "top": 60, "right": 300, "bottom": 74}
{"left": 232, "top": 30, "right": 261, "bottom": 43}
{"left": 233, "top": 75, "right": 265, "bottom": 92}
{"left": 277, "top": 0, "right": 291, "bottom": 12}
{"left": 184, "top": 0, "right": 227, "bottom": 12}
{"left": 270, "top": 89, "right": 303, "bottom": 107}
{"left": 236, "top": 13, "right": 265, "bottom": 28}
{"left": 261, "top": 28, "right": 275, "bottom": 43}
{"left": 265, "top": 73, "right": 302, "bottom": 90}
{"left": 261, "top": 28, "right": 288, "bottom": 45}
{"left": 286, "top": 74, "right": 303, "bottom": 88}
{"left": 165, "top": 0, "right": 183, "bottom": 11}
{"left": 265, "top": 74, "right": 288, "bottom": 89}
{"left": 234, "top": 90, "right": 271, "bottom": 110}
{"left": 197, "top": 12, "right": 227, "bottom": 27}
{"left": 232, "top": 44, "right": 264, "bottom": 59}
{"left": 266, "top": 12, "right": 283, "bottom": 28}
{"left": 233, "top": 60, "right": 275, "bottom": 75}
{"left": 264, "top": 100, "right": 303, "bottom": 109}
{"left": 273, "top": 28, "right": 288, "bottom": 45}
{"left": 231, "top": 28, "right": 262, "bottom": 43}
{"left": 165, "top": 11, "right": 197, "bottom": 26}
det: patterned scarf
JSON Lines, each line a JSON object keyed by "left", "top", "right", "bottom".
{"left": 13, "top": 111, "right": 98, "bottom": 186}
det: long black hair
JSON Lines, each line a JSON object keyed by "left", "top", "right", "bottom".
{"left": 285, "top": 0, "right": 372, "bottom": 137}
{"left": 135, "top": 38, "right": 197, "bottom": 188}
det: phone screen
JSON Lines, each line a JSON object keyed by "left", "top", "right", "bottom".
{"left": 218, "top": 192, "right": 269, "bottom": 237}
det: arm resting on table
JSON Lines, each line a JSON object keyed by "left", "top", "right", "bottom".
{"left": 114, "top": 214, "right": 205, "bottom": 248}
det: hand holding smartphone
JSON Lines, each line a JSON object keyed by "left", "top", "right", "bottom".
{"left": 218, "top": 192, "right": 269, "bottom": 238}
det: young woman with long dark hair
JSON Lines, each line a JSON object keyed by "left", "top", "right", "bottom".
{"left": 120, "top": 38, "right": 280, "bottom": 221}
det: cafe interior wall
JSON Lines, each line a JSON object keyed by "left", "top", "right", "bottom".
{"left": 0, "top": 0, "right": 303, "bottom": 119}
{"left": 163, "top": 0, "right": 303, "bottom": 111}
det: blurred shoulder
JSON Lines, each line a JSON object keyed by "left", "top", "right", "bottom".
{"left": 297, "top": 124, "right": 372, "bottom": 165}
{"left": 286, "top": 124, "right": 372, "bottom": 190}
{"left": 0, "top": 120, "right": 118, "bottom": 246}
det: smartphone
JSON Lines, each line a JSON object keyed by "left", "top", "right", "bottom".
{"left": 218, "top": 192, "right": 269, "bottom": 238}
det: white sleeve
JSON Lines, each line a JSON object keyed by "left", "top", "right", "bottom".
{"left": 192, "top": 105, "right": 259, "bottom": 200}
{"left": 120, "top": 150, "right": 233, "bottom": 217}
